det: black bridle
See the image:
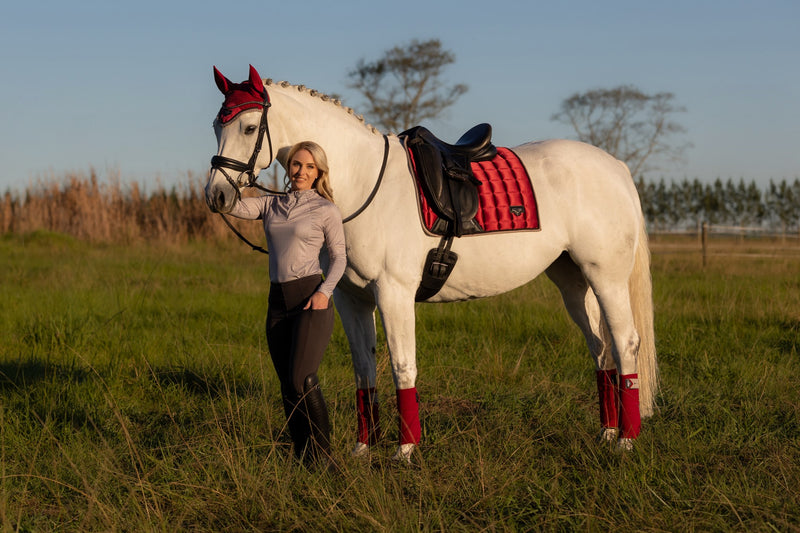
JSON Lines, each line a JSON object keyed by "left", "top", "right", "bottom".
{"left": 211, "top": 89, "right": 280, "bottom": 254}
{"left": 210, "top": 87, "right": 390, "bottom": 254}
{"left": 210, "top": 91, "right": 276, "bottom": 197}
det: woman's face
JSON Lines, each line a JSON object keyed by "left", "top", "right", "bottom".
{"left": 289, "top": 149, "right": 319, "bottom": 191}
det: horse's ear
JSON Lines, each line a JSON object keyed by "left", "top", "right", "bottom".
{"left": 248, "top": 64, "right": 265, "bottom": 95}
{"left": 213, "top": 66, "right": 231, "bottom": 94}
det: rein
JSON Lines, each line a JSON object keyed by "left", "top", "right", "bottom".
{"left": 219, "top": 212, "right": 269, "bottom": 254}
{"left": 342, "top": 134, "right": 389, "bottom": 223}
{"left": 218, "top": 131, "right": 390, "bottom": 255}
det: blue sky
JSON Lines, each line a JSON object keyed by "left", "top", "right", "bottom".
{"left": 1, "top": 0, "right": 798, "bottom": 193}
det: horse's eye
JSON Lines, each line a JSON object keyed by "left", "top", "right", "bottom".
{"left": 245, "top": 125, "right": 257, "bottom": 135}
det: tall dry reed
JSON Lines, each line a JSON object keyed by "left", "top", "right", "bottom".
{"left": 1, "top": 170, "right": 265, "bottom": 246}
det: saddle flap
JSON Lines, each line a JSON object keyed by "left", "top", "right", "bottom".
{"left": 403, "top": 125, "right": 488, "bottom": 237}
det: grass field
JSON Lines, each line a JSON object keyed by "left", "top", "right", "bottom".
{"left": 1, "top": 232, "right": 798, "bottom": 531}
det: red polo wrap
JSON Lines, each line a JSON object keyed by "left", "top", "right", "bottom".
{"left": 618, "top": 373, "right": 641, "bottom": 439}
{"left": 356, "top": 387, "right": 380, "bottom": 445}
{"left": 397, "top": 387, "right": 421, "bottom": 445}
{"left": 596, "top": 369, "right": 619, "bottom": 429}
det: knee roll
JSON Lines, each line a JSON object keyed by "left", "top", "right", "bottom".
{"left": 304, "top": 373, "right": 320, "bottom": 392}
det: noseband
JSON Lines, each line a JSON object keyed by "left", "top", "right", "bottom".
{"left": 210, "top": 90, "right": 276, "bottom": 198}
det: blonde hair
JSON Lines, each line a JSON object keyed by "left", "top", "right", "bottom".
{"left": 284, "top": 141, "right": 334, "bottom": 202}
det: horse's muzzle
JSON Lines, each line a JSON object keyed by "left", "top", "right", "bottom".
{"left": 205, "top": 174, "right": 236, "bottom": 214}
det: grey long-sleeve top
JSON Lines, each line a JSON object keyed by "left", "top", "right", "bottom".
{"left": 228, "top": 190, "right": 347, "bottom": 297}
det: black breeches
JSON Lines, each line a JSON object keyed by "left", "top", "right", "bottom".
{"left": 266, "top": 274, "right": 334, "bottom": 396}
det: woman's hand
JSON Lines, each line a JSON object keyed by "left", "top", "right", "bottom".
{"left": 304, "top": 291, "right": 330, "bottom": 310}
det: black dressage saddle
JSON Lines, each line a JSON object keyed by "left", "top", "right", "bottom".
{"left": 401, "top": 123, "right": 497, "bottom": 238}
{"left": 400, "top": 123, "right": 498, "bottom": 301}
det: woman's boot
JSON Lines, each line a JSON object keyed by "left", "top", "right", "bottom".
{"left": 282, "top": 391, "right": 310, "bottom": 460}
{"left": 303, "top": 374, "right": 334, "bottom": 468}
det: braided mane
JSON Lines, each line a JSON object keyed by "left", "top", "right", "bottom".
{"left": 264, "top": 79, "right": 384, "bottom": 136}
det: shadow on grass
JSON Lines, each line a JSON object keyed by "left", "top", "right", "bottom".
{"left": 0, "top": 358, "right": 262, "bottom": 400}
{"left": 0, "top": 358, "right": 90, "bottom": 390}
{"left": 0, "top": 358, "right": 282, "bottom": 448}
{"left": 777, "top": 318, "right": 800, "bottom": 354}
{"left": 152, "top": 366, "right": 264, "bottom": 399}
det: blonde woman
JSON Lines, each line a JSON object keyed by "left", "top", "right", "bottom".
{"left": 227, "top": 140, "right": 345, "bottom": 466}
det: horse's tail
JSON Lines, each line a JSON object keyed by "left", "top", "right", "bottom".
{"left": 629, "top": 213, "right": 658, "bottom": 417}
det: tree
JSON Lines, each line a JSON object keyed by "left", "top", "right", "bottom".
{"left": 685, "top": 179, "right": 707, "bottom": 229}
{"left": 551, "top": 85, "right": 691, "bottom": 180}
{"left": 347, "top": 38, "right": 468, "bottom": 133}
{"left": 766, "top": 179, "right": 800, "bottom": 235}
{"left": 743, "top": 180, "right": 766, "bottom": 227}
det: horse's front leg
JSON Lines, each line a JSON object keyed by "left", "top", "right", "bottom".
{"left": 333, "top": 287, "right": 380, "bottom": 457}
{"left": 374, "top": 278, "right": 420, "bottom": 464}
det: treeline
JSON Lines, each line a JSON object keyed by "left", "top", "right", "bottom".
{"left": 0, "top": 170, "right": 263, "bottom": 245}
{"left": 2, "top": 171, "right": 799, "bottom": 244}
{"left": 637, "top": 177, "right": 800, "bottom": 233}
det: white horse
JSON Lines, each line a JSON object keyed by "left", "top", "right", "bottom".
{"left": 205, "top": 65, "right": 658, "bottom": 462}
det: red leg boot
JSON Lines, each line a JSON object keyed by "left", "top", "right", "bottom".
{"left": 618, "top": 373, "right": 641, "bottom": 444}
{"left": 356, "top": 387, "right": 380, "bottom": 446}
{"left": 596, "top": 369, "right": 619, "bottom": 442}
{"left": 396, "top": 387, "right": 421, "bottom": 445}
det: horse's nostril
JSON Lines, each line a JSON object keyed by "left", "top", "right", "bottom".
{"left": 206, "top": 189, "right": 224, "bottom": 213}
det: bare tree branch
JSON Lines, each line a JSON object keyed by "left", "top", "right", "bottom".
{"left": 347, "top": 39, "right": 468, "bottom": 133}
{"left": 551, "top": 85, "right": 691, "bottom": 180}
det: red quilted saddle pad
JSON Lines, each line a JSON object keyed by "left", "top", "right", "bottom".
{"left": 414, "top": 147, "right": 540, "bottom": 234}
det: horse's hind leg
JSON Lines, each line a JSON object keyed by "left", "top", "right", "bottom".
{"left": 333, "top": 288, "right": 380, "bottom": 456}
{"left": 545, "top": 252, "right": 619, "bottom": 442}
{"left": 577, "top": 249, "right": 644, "bottom": 448}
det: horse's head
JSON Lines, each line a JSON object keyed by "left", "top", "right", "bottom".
{"left": 205, "top": 65, "right": 273, "bottom": 213}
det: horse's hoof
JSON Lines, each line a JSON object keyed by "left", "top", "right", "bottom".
{"left": 351, "top": 442, "right": 370, "bottom": 458}
{"left": 617, "top": 438, "right": 634, "bottom": 451}
{"left": 391, "top": 443, "right": 415, "bottom": 464}
{"left": 597, "top": 427, "right": 619, "bottom": 443}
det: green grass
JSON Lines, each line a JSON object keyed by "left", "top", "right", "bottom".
{"left": 1, "top": 233, "right": 798, "bottom": 531}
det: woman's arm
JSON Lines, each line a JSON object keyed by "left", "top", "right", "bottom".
{"left": 314, "top": 205, "right": 347, "bottom": 300}
{"left": 227, "top": 196, "right": 269, "bottom": 220}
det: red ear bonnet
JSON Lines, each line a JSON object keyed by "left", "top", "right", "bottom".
{"left": 213, "top": 66, "right": 230, "bottom": 93}
{"left": 214, "top": 64, "right": 268, "bottom": 124}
